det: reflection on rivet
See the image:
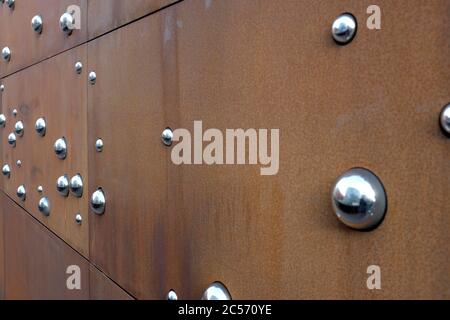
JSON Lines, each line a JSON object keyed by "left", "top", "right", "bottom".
{"left": 161, "top": 128, "right": 173, "bottom": 146}
{"left": 90, "top": 188, "right": 106, "bottom": 215}
{"left": 59, "top": 12, "right": 75, "bottom": 35}
{"left": 0, "top": 114, "right": 6, "bottom": 127}
{"left": 8, "top": 132, "right": 16, "bottom": 147}
{"left": 69, "top": 174, "right": 83, "bottom": 198}
{"left": 54, "top": 137, "right": 67, "bottom": 159}
{"left": 38, "top": 197, "right": 51, "bottom": 216}
{"left": 2, "top": 164, "right": 11, "bottom": 178}
{"left": 17, "top": 185, "right": 26, "bottom": 201}
{"left": 202, "top": 282, "right": 232, "bottom": 300}
{"left": 88, "top": 71, "right": 96, "bottom": 84}
{"left": 35, "top": 117, "right": 46, "bottom": 136}
{"left": 14, "top": 120, "right": 24, "bottom": 136}
{"left": 332, "top": 13, "right": 357, "bottom": 45}
{"left": 2, "top": 47, "right": 11, "bottom": 62}
{"left": 31, "top": 15, "right": 43, "bottom": 33}
{"left": 95, "top": 138, "right": 103, "bottom": 152}
{"left": 75, "top": 61, "right": 83, "bottom": 74}
{"left": 56, "top": 174, "right": 69, "bottom": 197}
{"left": 166, "top": 290, "right": 178, "bottom": 301}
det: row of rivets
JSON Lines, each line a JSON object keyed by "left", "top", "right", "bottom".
{"left": 167, "top": 282, "right": 232, "bottom": 301}
{"left": 56, "top": 174, "right": 83, "bottom": 198}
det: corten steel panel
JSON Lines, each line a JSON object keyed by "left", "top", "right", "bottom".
{"left": 87, "top": 0, "right": 178, "bottom": 39}
{"left": 90, "top": 265, "right": 134, "bottom": 300}
{"left": 0, "top": 0, "right": 87, "bottom": 78}
{"left": 2, "top": 192, "right": 90, "bottom": 299}
{"left": 89, "top": 0, "right": 450, "bottom": 299}
{"left": 0, "top": 45, "right": 89, "bottom": 258}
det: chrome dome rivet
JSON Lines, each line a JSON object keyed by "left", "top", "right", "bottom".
{"left": 2, "top": 164, "right": 11, "bottom": 178}
{"left": 0, "top": 84, "right": 4, "bottom": 92}
{"left": 35, "top": 117, "right": 46, "bottom": 136}
{"left": 90, "top": 188, "right": 106, "bottom": 215}
{"left": 38, "top": 197, "right": 51, "bottom": 216}
{"left": 14, "top": 120, "right": 24, "bottom": 136}
{"left": 202, "top": 282, "right": 232, "bottom": 300}
{"left": 166, "top": 290, "right": 178, "bottom": 301}
{"left": 332, "top": 13, "right": 357, "bottom": 45}
{"left": 75, "top": 61, "right": 83, "bottom": 74}
{"left": 16, "top": 160, "right": 21, "bottom": 167}
{"left": 69, "top": 174, "right": 83, "bottom": 198}
{"left": 56, "top": 174, "right": 70, "bottom": 197}
{"left": 12, "top": 109, "right": 17, "bottom": 116}
{"left": 2, "top": 47, "right": 11, "bottom": 62}
{"left": 88, "top": 71, "right": 96, "bottom": 84}
{"left": 59, "top": 11, "right": 75, "bottom": 35}
{"left": 95, "top": 138, "right": 103, "bottom": 152}
{"left": 31, "top": 15, "right": 43, "bottom": 34}
{"left": 8, "top": 132, "right": 16, "bottom": 147}
{"left": 161, "top": 128, "right": 173, "bottom": 146}
{"left": 331, "top": 168, "right": 387, "bottom": 230}
{"left": 54, "top": 137, "right": 67, "bottom": 159}
{"left": 75, "top": 213, "right": 82, "bottom": 225}
{"left": 439, "top": 103, "right": 450, "bottom": 137}
{"left": 37, "top": 185, "right": 43, "bottom": 193}
{"left": 5, "top": 0, "right": 14, "bottom": 9}
{"left": 17, "top": 185, "right": 26, "bottom": 201}
{"left": 0, "top": 114, "right": 6, "bottom": 127}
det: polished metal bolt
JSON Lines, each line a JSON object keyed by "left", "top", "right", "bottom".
{"left": 95, "top": 138, "right": 103, "bottom": 152}
{"left": 332, "top": 13, "right": 357, "bottom": 45}
{"left": 75, "top": 61, "right": 83, "bottom": 74}
{"left": 31, "top": 15, "right": 43, "bottom": 33}
{"left": 88, "top": 71, "right": 96, "bottom": 84}
{"left": 161, "top": 128, "right": 173, "bottom": 146}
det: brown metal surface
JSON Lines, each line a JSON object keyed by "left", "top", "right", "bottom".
{"left": 88, "top": 0, "right": 450, "bottom": 299}
{"left": 87, "top": 0, "right": 177, "bottom": 39}
{"left": 90, "top": 265, "right": 134, "bottom": 300}
{"left": 0, "top": 44, "right": 89, "bottom": 257}
{"left": 0, "top": 0, "right": 87, "bottom": 78}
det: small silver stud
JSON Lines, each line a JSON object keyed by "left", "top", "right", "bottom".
{"left": 332, "top": 13, "right": 357, "bottom": 45}
{"left": 16, "top": 160, "right": 21, "bottom": 167}
{"left": 166, "top": 290, "right": 178, "bottom": 301}
{"left": 37, "top": 185, "right": 43, "bottom": 193}
{"left": 31, "top": 15, "right": 43, "bottom": 34}
{"left": 59, "top": 12, "right": 75, "bottom": 35}
{"left": 439, "top": 103, "right": 450, "bottom": 137}
{"left": 14, "top": 120, "right": 24, "bottom": 136}
{"left": 2, "top": 47, "right": 11, "bottom": 62}
{"left": 56, "top": 174, "right": 70, "bottom": 197}
{"left": 35, "top": 117, "right": 46, "bottom": 136}
{"left": 0, "top": 84, "right": 4, "bottom": 92}
{"left": 75, "top": 61, "right": 83, "bottom": 74}
{"left": 161, "top": 128, "right": 173, "bottom": 146}
{"left": 88, "top": 71, "right": 96, "bottom": 84}
{"left": 12, "top": 109, "right": 17, "bottom": 116}
{"left": 17, "top": 185, "right": 26, "bottom": 201}
{"left": 331, "top": 168, "right": 387, "bottom": 230}
{"left": 75, "top": 213, "right": 82, "bottom": 225}
{"left": 5, "top": 0, "right": 14, "bottom": 9}
{"left": 8, "top": 132, "right": 16, "bottom": 147}
{"left": 202, "top": 282, "right": 232, "bottom": 300}
{"left": 2, "top": 164, "right": 11, "bottom": 178}
{"left": 90, "top": 188, "right": 106, "bottom": 215}
{"left": 54, "top": 137, "right": 67, "bottom": 159}
{"left": 69, "top": 174, "right": 83, "bottom": 198}
{"left": 95, "top": 138, "right": 103, "bottom": 152}
{"left": 0, "top": 114, "right": 6, "bottom": 127}
{"left": 38, "top": 197, "right": 51, "bottom": 216}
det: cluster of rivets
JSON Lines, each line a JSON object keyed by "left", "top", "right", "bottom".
{"left": 56, "top": 174, "right": 69, "bottom": 197}
{"left": 331, "top": 168, "right": 387, "bottom": 230}
{"left": 331, "top": 13, "right": 357, "bottom": 45}
{"left": 35, "top": 117, "right": 46, "bottom": 136}
{"left": 88, "top": 71, "right": 96, "bottom": 84}
{"left": 37, "top": 185, "right": 43, "bottom": 193}
{"left": 2, "top": 164, "right": 11, "bottom": 178}
{"left": 59, "top": 11, "right": 75, "bottom": 35}
{"left": 75, "top": 61, "right": 83, "bottom": 74}
{"left": 75, "top": 214, "right": 82, "bottom": 225}
{"left": 38, "top": 197, "right": 50, "bottom": 216}
{"left": 439, "top": 103, "right": 450, "bottom": 137}
{"left": 12, "top": 109, "right": 17, "bottom": 116}
{"left": 14, "top": 120, "right": 24, "bottom": 136}
{"left": 202, "top": 282, "right": 232, "bottom": 300}
{"left": 16, "top": 159, "right": 21, "bottom": 167}
{"left": 54, "top": 137, "right": 67, "bottom": 159}
{"left": 90, "top": 188, "right": 106, "bottom": 215}
{"left": 6, "top": 0, "right": 14, "bottom": 9}
{"left": 8, "top": 132, "right": 16, "bottom": 147}
{"left": 0, "top": 114, "right": 6, "bottom": 127}
{"left": 17, "top": 185, "right": 26, "bottom": 201}
{"left": 31, "top": 15, "right": 43, "bottom": 34}
{"left": 166, "top": 290, "right": 178, "bottom": 301}
{"left": 2, "top": 47, "right": 11, "bottom": 62}
{"left": 161, "top": 128, "right": 173, "bottom": 146}
{"left": 95, "top": 138, "right": 103, "bottom": 152}
{"left": 69, "top": 174, "right": 83, "bottom": 197}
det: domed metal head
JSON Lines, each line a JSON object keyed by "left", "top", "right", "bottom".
{"left": 166, "top": 290, "right": 178, "bottom": 301}
{"left": 161, "top": 128, "right": 173, "bottom": 146}
{"left": 332, "top": 13, "right": 357, "bottom": 45}
{"left": 54, "top": 137, "right": 67, "bottom": 159}
{"left": 91, "top": 188, "right": 106, "bottom": 215}
{"left": 38, "top": 197, "right": 51, "bottom": 216}
{"left": 31, "top": 15, "right": 43, "bottom": 33}
{"left": 69, "top": 174, "right": 83, "bottom": 197}
{"left": 35, "top": 117, "right": 46, "bottom": 136}
{"left": 17, "top": 185, "right": 26, "bottom": 201}
{"left": 56, "top": 174, "right": 70, "bottom": 197}
{"left": 202, "top": 282, "right": 231, "bottom": 300}
{"left": 59, "top": 12, "right": 75, "bottom": 34}
{"left": 331, "top": 168, "right": 387, "bottom": 230}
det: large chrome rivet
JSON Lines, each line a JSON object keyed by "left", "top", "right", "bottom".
{"left": 75, "top": 213, "right": 82, "bottom": 225}
{"left": 439, "top": 103, "right": 450, "bottom": 137}
{"left": 95, "top": 138, "right": 103, "bottom": 152}
{"left": 38, "top": 197, "right": 51, "bottom": 216}
{"left": 161, "top": 128, "right": 173, "bottom": 146}
{"left": 56, "top": 174, "right": 70, "bottom": 197}
{"left": 31, "top": 15, "right": 43, "bottom": 34}
{"left": 331, "top": 168, "right": 387, "bottom": 230}
{"left": 8, "top": 132, "right": 16, "bottom": 147}
{"left": 54, "top": 137, "right": 67, "bottom": 159}
{"left": 35, "top": 117, "right": 46, "bottom": 136}
{"left": 2, "top": 164, "right": 11, "bottom": 178}
{"left": 59, "top": 11, "right": 75, "bottom": 35}
{"left": 17, "top": 185, "right": 26, "bottom": 201}
{"left": 5, "top": 0, "right": 14, "bottom": 8}
{"left": 202, "top": 282, "right": 232, "bottom": 300}
{"left": 90, "top": 188, "right": 106, "bottom": 215}
{"left": 69, "top": 174, "right": 83, "bottom": 198}
{"left": 74, "top": 61, "right": 83, "bottom": 74}
{"left": 2, "top": 47, "right": 11, "bottom": 62}
{"left": 166, "top": 290, "right": 178, "bottom": 301}
{"left": 0, "top": 114, "right": 6, "bottom": 127}
{"left": 88, "top": 71, "right": 96, "bottom": 84}
{"left": 331, "top": 13, "right": 357, "bottom": 45}
{"left": 14, "top": 120, "right": 24, "bottom": 136}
